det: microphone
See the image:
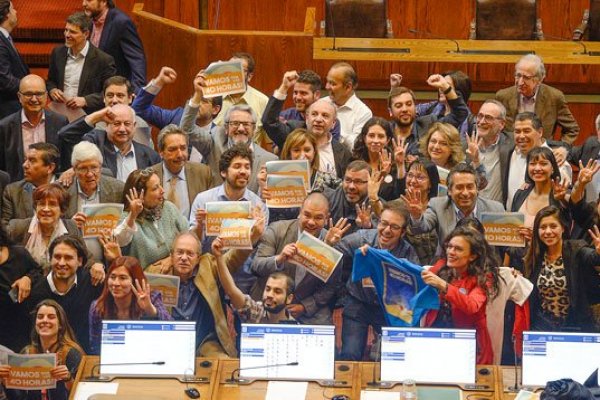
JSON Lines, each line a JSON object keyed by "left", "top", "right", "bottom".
{"left": 508, "top": 334, "right": 520, "bottom": 392}
{"left": 367, "top": 334, "right": 384, "bottom": 387}
{"left": 227, "top": 361, "right": 299, "bottom": 383}
{"left": 85, "top": 361, "right": 165, "bottom": 381}
{"left": 543, "top": 33, "right": 595, "bottom": 56}
{"left": 408, "top": 28, "right": 460, "bottom": 53}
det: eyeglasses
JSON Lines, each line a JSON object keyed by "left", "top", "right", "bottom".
{"left": 343, "top": 177, "right": 368, "bottom": 186}
{"left": 378, "top": 220, "right": 403, "bottom": 232}
{"left": 227, "top": 121, "right": 255, "bottom": 129}
{"left": 75, "top": 166, "right": 100, "bottom": 174}
{"left": 406, "top": 172, "right": 428, "bottom": 182}
{"left": 19, "top": 91, "right": 47, "bottom": 99}
{"left": 476, "top": 113, "right": 503, "bottom": 123}
{"left": 429, "top": 138, "right": 449, "bottom": 147}
{"left": 173, "top": 249, "right": 197, "bottom": 258}
{"left": 514, "top": 73, "right": 537, "bottom": 82}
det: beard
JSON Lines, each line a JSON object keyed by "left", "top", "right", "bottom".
{"left": 263, "top": 302, "right": 286, "bottom": 314}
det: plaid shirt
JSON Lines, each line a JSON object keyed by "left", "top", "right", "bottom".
{"left": 237, "top": 295, "right": 295, "bottom": 324}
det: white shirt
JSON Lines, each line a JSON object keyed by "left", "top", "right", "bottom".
{"left": 331, "top": 93, "right": 372, "bottom": 151}
{"left": 163, "top": 163, "right": 190, "bottom": 218}
{"left": 64, "top": 41, "right": 90, "bottom": 99}
{"left": 47, "top": 271, "right": 78, "bottom": 296}
{"left": 115, "top": 143, "right": 137, "bottom": 182}
{"left": 317, "top": 136, "right": 337, "bottom": 177}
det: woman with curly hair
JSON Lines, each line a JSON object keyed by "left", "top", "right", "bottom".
{"left": 88, "top": 256, "right": 172, "bottom": 354}
{"left": 0, "top": 300, "right": 84, "bottom": 400}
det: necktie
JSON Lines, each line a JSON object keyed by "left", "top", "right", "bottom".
{"left": 167, "top": 175, "right": 180, "bottom": 209}
{"left": 6, "top": 35, "right": 15, "bottom": 50}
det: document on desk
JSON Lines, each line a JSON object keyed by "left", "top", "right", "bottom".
{"left": 73, "top": 382, "right": 119, "bottom": 400}
{"left": 360, "top": 391, "right": 400, "bottom": 400}
{"left": 265, "top": 381, "right": 308, "bottom": 400}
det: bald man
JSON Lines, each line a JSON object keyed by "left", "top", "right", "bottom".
{"left": 0, "top": 74, "right": 69, "bottom": 182}
{"left": 58, "top": 103, "right": 160, "bottom": 181}
{"left": 250, "top": 192, "right": 349, "bottom": 324}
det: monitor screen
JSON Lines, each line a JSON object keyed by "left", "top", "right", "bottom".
{"left": 522, "top": 331, "right": 600, "bottom": 387}
{"left": 380, "top": 327, "right": 477, "bottom": 384}
{"left": 239, "top": 324, "right": 335, "bottom": 380}
{"left": 100, "top": 320, "right": 196, "bottom": 378}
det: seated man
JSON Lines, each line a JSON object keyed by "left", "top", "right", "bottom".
{"left": 181, "top": 73, "right": 277, "bottom": 192}
{"left": 495, "top": 54, "right": 579, "bottom": 145}
{"left": 58, "top": 103, "right": 161, "bottom": 182}
{"left": 251, "top": 193, "right": 348, "bottom": 325}
{"left": 0, "top": 74, "right": 69, "bottom": 182}
{"left": 26, "top": 235, "right": 105, "bottom": 354}
{"left": 336, "top": 202, "right": 419, "bottom": 361}
{"left": 149, "top": 125, "right": 213, "bottom": 218}
{"left": 47, "top": 11, "right": 116, "bottom": 114}
{"left": 2, "top": 143, "right": 59, "bottom": 226}
{"left": 146, "top": 231, "right": 257, "bottom": 357}
{"left": 214, "top": 238, "right": 296, "bottom": 324}
{"left": 261, "top": 69, "right": 341, "bottom": 148}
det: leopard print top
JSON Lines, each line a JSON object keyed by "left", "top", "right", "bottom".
{"left": 537, "top": 256, "right": 570, "bottom": 319}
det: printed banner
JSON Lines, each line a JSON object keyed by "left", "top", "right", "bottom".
{"left": 145, "top": 273, "right": 180, "bottom": 308}
{"left": 266, "top": 160, "right": 311, "bottom": 191}
{"left": 481, "top": 212, "right": 525, "bottom": 247}
{"left": 5, "top": 353, "right": 56, "bottom": 390}
{"left": 205, "top": 201, "right": 251, "bottom": 236}
{"left": 202, "top": 60, "right": 246, "bottom": 98}
{"left": 352, "top": 248, "right": 439, "bottom": 326}
{"left": 265, "top": 175, "right": 307, "bottom": 209}
{"left": 82, "top": 203, "right": 124, "bottom": 238}
{"left": 290, "top": 231, "right": 342, "bottom": 282}
{"left": 220, "top": 218, "right": 255, "bottom": 250}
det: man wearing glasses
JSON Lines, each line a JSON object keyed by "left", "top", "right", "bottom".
{"left": 0, "top": 74, "right": 69, "bottom": 182}
{"left": 495, "top": 54, "right": 579, "bottom": 145}
{"left": 180, "top": 72, "right": 277, "bottom": 193}
{"left": 58, "top": 103, "right": 160, "bottom": 181}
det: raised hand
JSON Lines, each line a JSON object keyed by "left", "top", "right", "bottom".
{"left": 589, "top": 225, "right": 600, "bottom": 255}
{"left": 577, "top": 159, "right": 600, "bottom": 187}
{"left": 390, "top": 73, "right": 403, "bottom": 88}
{"left": 275, "top": 243, "right": 298, "bottom": 265}
{"left": 211, "top": 237, "right": 224, "bottom": 257}
{"left": 192, "top": 70, "right": 207, "bottom": 100}
{"left": 126, "top": 187, "right": 145, "bottom": 219}
{"left": 426, "top": 74, "right": 451, "bottom": 92}
{"left": 465, "top": 131, "right": 481, "bottom": 167}
{"left": 156, "top": 66, "right": 177, "bottom": 86}
{"left": 392, "top": 136, "right": 409, "bottom": 166}
{"left": 131, "top": 278, "right": 157, "bottom": 316}
{"left": 379, "top": 149, "right": 392, "bottom": 174}
{"left": 279, "top": 70, "right": 299, "bottom": 93}
{"left": 551, "top": 177, "right": 569, "bottom": 203}
{"left": 324, "top": 217, "right": 351, "bottom": 246}
{"left": 401, "top": 188, "right": 424, "bottom": 219}
{"left": 368, "top": 169, "right": 384, "bottom": 202}
{"left": 355, "top": 203, "right": 373, "bottom": 228}
{"left": 99, "top": 233, "right": 122, "bottom": 264}
{"left": 250, "top": 206, "right": 266, "bottom": 244}
{"left": 71, "top": 212, "right": 87, "bottom": 230}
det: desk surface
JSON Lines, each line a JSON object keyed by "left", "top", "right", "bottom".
{"left": 313, "top": 38, "right": 600, "bottom": 64}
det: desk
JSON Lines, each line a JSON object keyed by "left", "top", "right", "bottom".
{"left": 211, "top": 359, "right": 358, "bottom": 399}
{"left": 499, "top": 366, "right": 545, "bottom": 400}
{"left": 358, "top": 363, "right": 501, "bottom": 400}
{"left": 69, "top": 356, "right": 218, "bottom": 400}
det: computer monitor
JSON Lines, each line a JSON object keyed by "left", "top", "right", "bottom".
{"left": 99, "top": 320, "right": 196, "bottom": 378}
{"left": 239, "top": 324, "right": 335, "bottom": 380}
{"left": 380, "top": 327, "right": 477, "bottom": 384}
{"left": 522, "top": 331, "right": 600, "bottom": 387}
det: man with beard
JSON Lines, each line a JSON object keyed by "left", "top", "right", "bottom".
{"left": 180, "top": 71, "right": 278, "bottom": 193}
{"left": 250, "top": 193, "right": 349, "bottom": 324}
{"left": 388, "top": 74, "right": 468, "bottom": 160}
{"left": 261, "top": 69, "right": 341, "bottom": 149}
{"left": 335, "top": 202, "right": 419, "bottom": 361}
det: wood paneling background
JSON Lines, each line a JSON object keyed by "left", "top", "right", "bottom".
{"left": 130, "top": 0, "right": 600, "bottom": 144}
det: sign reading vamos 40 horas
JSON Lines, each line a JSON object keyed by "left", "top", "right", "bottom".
{"left": 5, "top": 353, "right": 56, "bottom": 390}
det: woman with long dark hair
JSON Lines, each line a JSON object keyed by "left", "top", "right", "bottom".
{"left": 0, "top": 300, "right": 83, "bottom": 400}
{"left": 523, "top": 205, "right": 600, "bottom": 331}
{"left": 421, "top": 227, "right": 498, "bottom": 364}
{"left": 88, "top": 256, "right": 172, "bottom": 354}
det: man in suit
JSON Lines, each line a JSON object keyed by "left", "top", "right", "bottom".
{"left": 1, "top": 142, "right": 59, "bottom": 226}
{"left": 0, "top": 0, "right": 29, "bottom": 119}
{"left": 58, "top": 103, "right": 161, "bottom": 182}
{"left": 0, "top": 74, "right": 69, "bottom": 182}
{"left": 180, "top": 74, "right": 278, "bottom": 193}
{"left": 251, "top": 193, "right": 345, "bottom": 325}
{"left": 83, "top": 0, "right": 146, "bottom": 90}
{"left": 150, "top": 125, "right": 213, "bottom": 218}
{"left": 47, "top": 12, "right": 116, "bottom": 114}
{"left": 407, "top": 163, "right": 505, "bottom": 249}
{"left": 495, "top": 54, "right": 579, "bottom": 145}
{"left": 568, "top": 113, "right": 600, "bottom": 203}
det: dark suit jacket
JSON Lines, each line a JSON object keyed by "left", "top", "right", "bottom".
{"left": 47, "top": 43, "right": 116, "bottom": 114}
{"left": 64, "top": 175, "right": 125, "bottom": 218}
{"left": 568, "top": 135, "right": 600, "bottom": 165}
{"left": 96, "top": 7, "right": 146, "bottom": 90}
{"left": 495, "top": 83, "right": 580, "bottom": 144}
{"left": 0, "top": 109, "right": 69, "bottom": 182}
{"left": 250, "top": 219, "right": 337, "bottom": 324}
{"left": 1, "top": 180, "right": 35, "bottom": 226}
{"left": 58, "top": 117, "right": 161, "bottom": 179}
{"left": 0, "top": 33, "right": 29, "bottom": 119}
{"left": 150, "top": 161, "right": 214, "bottom": 207}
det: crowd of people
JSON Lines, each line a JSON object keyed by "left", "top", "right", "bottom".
{"left": 1, "top": 0, "right": 600, "bottom": 398}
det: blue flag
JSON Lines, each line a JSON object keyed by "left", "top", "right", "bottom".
{"left": 352, "top": 247, "right": 440, "bottom": 327}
